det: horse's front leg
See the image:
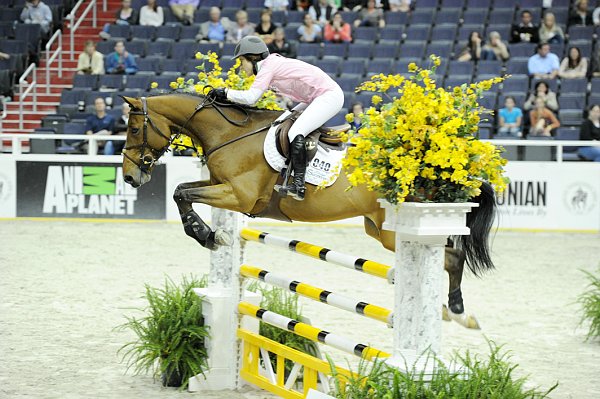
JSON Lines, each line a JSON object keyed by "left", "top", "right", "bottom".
{"left": 444, "top": 244, "right": 481, "bottom": 329}
{"left": 173, "top": 181, "right": 242, "bottom": 250}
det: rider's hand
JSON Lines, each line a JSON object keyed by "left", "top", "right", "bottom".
{"left": 213, "top": 88, "right": 228, "bottom": 102}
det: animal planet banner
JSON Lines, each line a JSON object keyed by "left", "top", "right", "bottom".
{"left": 496, "top": 162, "right": 600, "bottom": 232}
{"left": 16, "top": 161, "right": 166, "bottom": 219}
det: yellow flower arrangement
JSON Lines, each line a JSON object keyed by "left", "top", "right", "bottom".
{"left": 343, "top": 55, "right": 509, "bottom": 204}
{"left": 156, "top": 51, "right": 283, "bottom": 154}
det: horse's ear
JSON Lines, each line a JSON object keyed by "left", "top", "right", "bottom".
{"left": 121, "top": 96, "right": 141, "bottom": 110}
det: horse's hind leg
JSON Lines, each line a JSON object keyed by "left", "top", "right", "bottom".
{"left": 444, "top": 243, "right": 481, "bottom": 329}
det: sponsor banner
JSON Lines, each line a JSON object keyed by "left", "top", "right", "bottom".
{"left": 497, "top": 162, "right": 600, "bottom": 231}
{"left": 0, "top": 157, "right": 16, "bottom": 217}
{"left": 16, "top": 161, "right": 166, "bottom": 219}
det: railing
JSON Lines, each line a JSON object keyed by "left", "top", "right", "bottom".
{"left": 0, "top": 96, "right": 8, "bottom": 137}
{"left": 2, "top": 133, "right": 126, "bottom": 156}
{"left": 45, "top": 30, "right": 63, "bottom": 94}
{"left": 68, "top": 0, "right": 97, "bottom": 61}
{"left": 482, "top": 138, "right": 600, "bottom": 162}
{"left": 18, "top": 63, "right": 37, "bottom": 130}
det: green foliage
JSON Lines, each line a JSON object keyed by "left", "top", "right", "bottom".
{"left": 578, "top": 268, "right": 600, "bottom": 341}
{"left": 116, "top": 275, "right": 209, "bottom": 389}
{"left": 330, "top": 341, "right": 557, "bottom": 399}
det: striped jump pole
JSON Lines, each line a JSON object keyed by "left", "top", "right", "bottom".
{"left": 240, "top": 264, "right": 392, "bottom": 325}
{"left": 240, "top": 228, "right": 393, "bottom": 282}
{"left": 238, "top": 302, "right": 390, "bottom": 361}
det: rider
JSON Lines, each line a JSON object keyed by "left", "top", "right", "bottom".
{"left": 214, "top": 36, "right": 344, "bottom": 201}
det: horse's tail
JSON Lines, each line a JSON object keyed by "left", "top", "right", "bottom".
{"left": 454, "top": 181, "right": 497, "bottom": 276}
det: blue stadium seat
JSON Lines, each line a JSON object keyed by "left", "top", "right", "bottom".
{"left": 426, "top": 42, "right": 454, "bottom": 59}
{"left": 505, "top": 60, "right": 529, "bottom": 75}
{"left": 107, "top": 24, "right": 131, "bottom": 40}
{"left": 477, "top": 61, "right": 503, "bottom": 76}
{"left": 286, "top": 11, "right": 305, "bottom": 24}
{"left": 499, "top": 93, "right": 526, "bottom": 108}
{"left": 558, "top": 95, "right": 585, "bottom": 110}
{"left": 72, "top": 74, "right": 98, "bottom": 90}
{"left": 444, "top": 76, "right": 472, "bottom": 88}
{"left": 556, "top": 126, "right": 581, "bottom": 156}
{"left": 558, "top": 110, "right": 583, "bottom": 126}
{"left": 568, "top": 26, "right": 594, "bottom": 41}
{"left": 372, "top": 43, "right": 398, "bottom": 59}
{"left": 0, "top": 39, "right": 27, "bottom": 54}
{"left": 162, "top": 58, "right": 182, "bottom": 73}
{"left": 484, "top": 24, "right": 511, "bottom": 41}
{"left": 126, "top": 40, "right": 147, "bottom": 57}
{"left": 284, "top": 25, "right": 300, "bottom": 41}
{"left": 271, "top": 10, "right": 286, "bottom": 25}
{"left": 560, "top": 78, "right": 587, "bottom": 94}
{"left": 353, "top": 27, "right": 378, "bottom": 43}
{"left": 384, "top": 12, "right": 408, "bottom": 26}
{"left": 156, "top": 25, "right": 181, "bottom": 41}
{"left": 200, "top": 0, "right": 221, "bottom": 7}
{"left": 297, "top": 43, "right": 322, "bottom": 59}
{"left": 502, "top": 75, "right": 529, "bottom": 93}
{"left": 99, "top": 75, "right": 124, "bottom": 90}
{"left": 342, "top": 59, "right": 367, "bottom": 76}
{"left": 508, "top": 43, "right": 537, "bottom": 59}
{"left": 337, "top": 76, "right": 360, "bottom": 92}
{"left": 137, "top": 56, "right": 160, "bottom": 72}
{"left": 246, "top": 0, "right": 263, "bottom": 7}
{"left": 366, "top": 59, "right": 392, "bottom": 75}
{"left": 171, "top": 41, "right": 198, "bottom": 59}
{"left": 147, "top": 40, "right": 172, "bottom": 57}
{"left": 126, "top": 75, "right": 151, "bottom": 91}
{"left": 398, "top": 42, "right": 425, "bottom": 60}
{"left": 457, "top": 24, "right": 482, "bottom": 41}
{"left": 435, "top": 8, "right": 462, "bottom": 25}
{"left": 180, "top": 25, "right": 199, "bottom": 40}
{"left": 221, "top": 0, "right": 238, "bottom": 7}
{"left": 479, "top": 92, "right": 498, "bottom": 109}
{"left": 60, "top": 90, "right": 86, "bottom": 105}
{"left": 447, "top": 61, "right": 474, "bottom": 78}
{"left": 317, "top": 58, "right": 340, "bottom": 76}
{"left": 488, "top": 9, "right": 514, "bottom": 25}
{"left": 131, "top": 25, "right": 156, "bottom": 40}
{"left": 413, "top": 0, "right": 438, "bottom": 9}
{"left": 112, "top": 90, "right": 143, "bottom": 106}
{"left": 404, "top": 24, "right": 430, "bottom": 42}
{"left": 430, "top": 25, "right": 457, "bottom": 42}
{"left": 322, "top": 43, "right": 348, "bottom": 59}
{"left": 380, "top": 26, "right": 403, "bottom": 41}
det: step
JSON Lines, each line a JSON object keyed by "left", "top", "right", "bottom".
{"left": 13, "top": 94, "right": 61, "bottom": 103}
{"left": 39, "top": 60, "right": 79, "bottom": 69}
{"left": 4, "top": 105, "right": 58, "bottom": 114}
{"left": 0, "top": 128, "right": 35, "bottom": 134}
{"left": 1, "top": 121, "right": 42, "bottom": 130}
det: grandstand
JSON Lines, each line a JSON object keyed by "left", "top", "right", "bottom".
{"left": 0, "top": 0, "right": 597, "bottom": 159}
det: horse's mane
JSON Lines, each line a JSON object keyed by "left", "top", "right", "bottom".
{"left": 150, "top": 91, "right": 283, "bottom": 114}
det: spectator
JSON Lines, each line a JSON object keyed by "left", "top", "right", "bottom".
{"left": 481, "top": 31, "right": 510, "bottom": 61}
{"left": 523, "top": 81, "right": 559, "bottom": 112}
{"left": 389, "top": 0, "right": 410, "bottom": 12}
{"left": 197, "top": 7, "right": 230, "bottom": 43}
{"left": 353, "top": 0, "right": 385, "bottom": 28}
{"left": 169, "top": 0, "right": 198, "bottom": 25}
{"left": 538, "top": 12, "right": 564, "bottom": 44}
{"left": 0, "top": 52, "right": 10, "bottom": 60}
{"left": 86, "top": 98, "right": 116, "bottom": 155}
{"left": 529, "top": 97, "right": 560, "bottom": 137}
{"left": 105, "top": 102, "right": 130, "bottom": 156}
{"left": 226, "top": 10, "right": 255, "bottom": 44}
{"left": 298, "top": 13, "right": 322, "bottom": 43}
{"left": 342, "top": 0, "right": 363, "bottom": 11}
{"left": 594, "top": 3, "right": 600, "bottom": 25}
{"left": 77, "top": 40, "right": 105, "bottom": 75}
{"left": 324, "top": 12, "right": 352, "bottom": 43}
{"left": 309, "top": 0, "right": 335, "bottom": 27}
{"left": 569, "top": 0, "right": 593, "bottom": 26}
{"left": 497, "top": 96, "right": 523, "bottom": 138}
{"left": 358, "top": 0, "right": 390, "bottom": 10}
{"left": 105, "top": 41, "right": 138, "bottom": 75}
{"left": 264, "top": 0, "right": 289, "bottom": 11}
{"left": 20, "top": 0, "right": 52, "bottom": 35}
{"left": 99, "top": 0, "right": 139, "bottom": 39}
{"left": 511, "top": 10, "right": 539, "bottom": 43}
{"left": 139, "top": 0, "right": 164, "bottom": 27}
{"left": 578, "top": 104, "right": 600, "bottom": 161}
{"left": 255, "top": 9, "right": 278, "bottom": 45}
{"left": 559, "top": 47, "right": 588, "bottom": 79}
{"left": 292, "top": 0, "right": 311, "bottom": 11}
{"left": 268, "top": 27, "right": 297, "bottom": 58}
{"left": 590, "top": 46, "right": 600, "bottom": 77}
{"left": 527, "top": 42, "right": 559, "bottom": 79}
{"left": 457, "top": 31, "right": 482, "bottom": 62}
{"left": 350, "top": 102, "right": 363, "bottom": 131}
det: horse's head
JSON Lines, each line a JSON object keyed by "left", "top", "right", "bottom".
{"left": 121, "top": 96, "right": 173, "bottom": 188}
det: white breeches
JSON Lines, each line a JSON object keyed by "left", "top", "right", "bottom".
{"left": 288, "top": 87, "right": 345, "bottom": 141}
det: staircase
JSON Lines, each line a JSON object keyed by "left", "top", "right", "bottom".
{"left": 1, "top": 0, "right": 120, "bottom": 140}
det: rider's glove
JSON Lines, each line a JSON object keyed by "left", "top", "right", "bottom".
{"left": 213, "top": 88, "right": 228, "bottom": 102}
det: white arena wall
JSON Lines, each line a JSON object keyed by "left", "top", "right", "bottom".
{"left": 1, "top": 154, "right": 599, "bottom": 232}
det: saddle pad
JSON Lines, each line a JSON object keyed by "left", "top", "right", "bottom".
{"left": 264, "top": 111, "right": 346, "bottom": 188}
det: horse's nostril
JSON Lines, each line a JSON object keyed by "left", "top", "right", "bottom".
{"left": 124, "top": 175, "right": 134, "bottom": 184}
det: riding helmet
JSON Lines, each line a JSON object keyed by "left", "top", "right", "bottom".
{"left": 233, "top": 36, "right": 270, "bottom": 60}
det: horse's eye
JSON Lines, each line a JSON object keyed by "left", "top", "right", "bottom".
{"left": 131, "top": 127, "right": 139, "bottom": 135}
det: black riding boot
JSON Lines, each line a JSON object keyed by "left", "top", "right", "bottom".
{"left": 287, "top": 135, "right": 307, "bottom": 201}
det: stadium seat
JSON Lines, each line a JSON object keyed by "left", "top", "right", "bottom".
{"left": 342, "top": 59, "right": 367, "bottom": 76}
{"left": 385, "top": 12, "right": 408, "bottom": 26}
{"left": 137, "top": 56, "right": 160, "bottom": 72}
{"left": 398, "top": 42, "right": 425, "bottom": 60}
{"left": 31, "top": 127, "right": 57, "bottom": 154}
{"left": 60, "top": 90, "right": 86, "bottom": 105}
{"left": 353, "top": 27, "right": 379, "bottom": 43}
{"left": 126, "top": 75, "right": 151, "bottom": 91}
{"left": 297, "top": 43, "right": 322, "bottom": 59}
{"left": 508, "top": 43, "right": 537, "bottom": 59}
{"left": 147, "top": 40, "right": 172, "bottom": 57}
{"left": 556, "top": 126, "right": 581, "bottom": 159}
{"left": 502, "top": 75, "right": 528, "bottom": 94}
{"left": 72, "top": 74, "right": 99, "bottom": 90}
{"left": 488, "top": 9, "right": 514, "bottom": 25}
{"left": 317, "top": 58, "right": 340, "bottom": 76}
{"left": 156, "top": 25, "right": 181, "bottom": 41}
{"left": 447, "top": 61, "right": 474, "bottom": 78}
{"left": 426, "top": 42, "right": 454, "bottom": 59}
{"left": 404, "top": 25, "right": 430, "bottom": 42}
{"left": 107, "top": 24, "right": 131, "bottom": 40}
{"left": 505, "top": 60, "right": 529, "bottom": 75}
{"left": 131, "top": 25, "right": 156, "bottom": 40}
{"left": 380, "top": 26, "right": 403, "bottom": 42}
{"left": 559, "top": 110, "right": 584, "bottom": 126}
{"left": 372, "top": 43, "right": 398, "bottom": 59}
{"left": 435, "top": 9, "right": 462, "bottom": 25}
{"left": 560, "top": 78, "right": 587, "bottom": 95}
{"left": 558, "top": 95, "right": 585, "bottom": 111}
{"left": 322, "top": 43, "right": 348, "bottom": 59}
{"left": 126, "top": 40, "right": 147, "bottom": 57}
{"left": 99, "top": 75, "right": 124, "bottom": 90}
{"left": 171, "top": 41, "right": 199, "bottom": 60}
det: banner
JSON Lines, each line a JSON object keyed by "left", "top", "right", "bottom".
{"left": 496, "top": 162, "right": 600, "bottom": 231}
{"left": 16, "top": 161, "right": 166, "bottom": 219}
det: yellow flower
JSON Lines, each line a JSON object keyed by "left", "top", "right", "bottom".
{"left": 150, "top": 82, "right": 158, "bottom": 89}
{"left": 169, "top": 81, "right": 178, "bottom": 89}
{"left": 176, "top": 77, "right": 185, "bottom": 84}
{"left": 371, "top": 95, "right": 382, "bottom": 105}
{"left": 345, "top": 113, "right": 355, "bottom": 123}
{"left": 408, "top": 62, "right": 417, "bottom": 72}
{"left": 195, "top": 52, "right": 203, "bottom": 60}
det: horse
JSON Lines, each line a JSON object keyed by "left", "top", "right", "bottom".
{"left": 120, "top": 93, "right": 497, "bottom": 329}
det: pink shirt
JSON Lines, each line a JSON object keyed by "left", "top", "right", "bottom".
{"left": 231, "top": 54, "right": 341, "bottom": 105}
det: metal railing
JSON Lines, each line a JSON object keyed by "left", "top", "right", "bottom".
{"left": 45, "top": 30, "right": 63, "bottom": 94}
{"left": 3, "top": 133, "right": 126, "bottom": 156}
{"left": 0, "top": 96, "right": 8, "bottom": 136}
{"left": 18, "top": 63, "right": 37, "bottom": 130}
{"left": 482, "top": 138, "right": 600, "bottom": 162}
{"left": 68, "top": 0, "right": 97, "bottom": 61}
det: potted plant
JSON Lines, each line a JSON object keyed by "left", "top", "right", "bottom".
{"left": 117, "top": 275, "right": 209, "bottom": 389}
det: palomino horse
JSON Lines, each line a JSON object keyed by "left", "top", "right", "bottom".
{"left": 121, "top": 93, "right": 496, "bottom": 328}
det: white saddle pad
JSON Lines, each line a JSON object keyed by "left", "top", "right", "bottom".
{"left": 263, "top": 111, "right": 346, "bottom": 188}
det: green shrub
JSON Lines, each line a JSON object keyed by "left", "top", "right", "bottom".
{"left": 117, "top": 275, "right": 209, "bottom": 389}
{"left": 578, "top": 268, "right": 600, "bottom": 341}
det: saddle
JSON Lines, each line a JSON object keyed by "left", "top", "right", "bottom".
{"left": 273, "top": 111, "right": 350, "bottom": 159}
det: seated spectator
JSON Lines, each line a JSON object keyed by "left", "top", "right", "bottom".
{"left": 292, "top": 0, "right": 311, "bottom": 11}
{"left": 139, "top": 0, "right": 164, "bottom": 27}
{"left": 100, "top": 0, "right": 139, "bottom": 39}
{"left": 511, "top": 10, "right": 539, "bottom": 43}
{"left": 457, "top": 31, "right": 482, "bottom": 62}
{"left": 77, "top": 40, "right": 105, "bottom": 75}
{"left": 527, "top": 42, "right": 559, "bottom": 79}
{"left": 569, "top": 0, "right": 593, "bottom": 26}
{"left": 538, "top": 12, "right": 564, "bottom": 44}
{"left": 169, "top": 0, "right": 198, "bottom": 26}
{"left": 354, "top": 0, "right": 385, "bottom": 28}
{"left": 105, "top": 102, "right": 130, "bottom": 156}
{"left": 365, "top": 0, "right": 391, "bottom": 10}
{"left": 342, "top": 0, "right": 364, "bottom": 11}
{"left": 197, "top": 7, "right": 230, "bottom": 43}
{"left": 324, "top": 12, "right": 352, "bottom": 43}
{"left": 0, "top": 52, "right": 10, "bottom": 60}
{"left": 264, "top": 0, "right": 289, "bottom": 11}
{"left": 523, "top": 80, "right": 558, "bottom": 112}
{"left": 20, "top": 0, "right": 52, "bottom": 35}
{"left": 594, "top": 3, "right": 600, "bottom": 26}
{"left": 389, "top": 0, "right": 411, "bottom": 12}
{"left": 481, "top": 31, "right": 510, "bottom": 61}
{"left": 255, "top": 9, "right": 278, "bottom": 45}
{"left": 298, "top": 13, "right": 322, "bottom": 43}
{"left": 86, "top": 98, "right": 116, "bottom": 155}
{"left": 105, "top": 41, "right": 138, "bottom": 75}
{"left": 578, "top": 104, "right": 600, "bottom": 161}
{"left": 559, "top": 47, "right": 588, "bottom": 79}
{"left": 309, "top": 0, "right": 335, "bottom": 27}
{"left": 497, "top": 96, "right": 523, "bottom": 138}
{"left": 226, "top": 10, "right": 255, "bottom": 44}
{"left": 268, "top": 27, "right": 297, "bottom": 58}
{"left": 590, "top": 46, "right": 600, "bottom": 77}
{"left": 529, "top": 97, "right": 560, "bottom": 137}
{"left": 350, "top": 102, "right": 363, "bottom": 131}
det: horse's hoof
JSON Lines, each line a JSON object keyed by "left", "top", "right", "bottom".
{"left": 448, "top": 309, "right": 481, "bottom": 330}
{"left": 442, "top": 305, "right": 451, "bottom": 322}
{"left": 214, "top": 229, "right": 233, "bottom": 246}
